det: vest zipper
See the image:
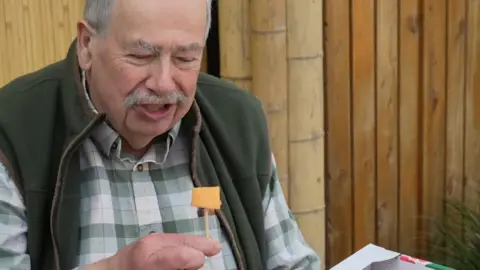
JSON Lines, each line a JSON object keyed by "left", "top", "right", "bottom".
{"left": 189, "top": 102, "right": 246, "bottom": 269}
{"left": 50, "top": 114, "right": 105, "bottom": 270}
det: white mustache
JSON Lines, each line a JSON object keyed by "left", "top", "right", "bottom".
{"left": 124, "top": 90, "right": 187, "bottom": 107}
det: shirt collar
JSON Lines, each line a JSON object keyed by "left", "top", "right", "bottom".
{"left": 80, "top": 70, "right": 181, "bottom": 160}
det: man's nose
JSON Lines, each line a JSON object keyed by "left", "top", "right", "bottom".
{"left": 145, "top": 58, "right": 176, "bottom": 92}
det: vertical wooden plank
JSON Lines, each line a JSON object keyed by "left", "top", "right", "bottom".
{"left": 218, "top": 0, "right": 251, "bottom": 90}
{"left": 52, "top": 0, "right": 69, "bottom": 58}
{"left": 445, "top": 0, "right": 466, "bottom": 261}
{"left": 28, "top": 0, "right": 45, "bottom": 71}
{"left": 398, "top": 0, "right": 421, "bottom": 256}
{"left": 16, "top": 1, "right": 28, "bottom": 75}
{"left": 41, "top": 0, "right": 56, "bottom": 64}
{"left": 324, "top": 0, "right": 353, "bottom": 266}
{"left": 3, "top": 1, "right": 21, "bottom": 80}
{"left": 68, "top": 0, "right": 83, "bottom": 39}
{"left": 0, "top": 0, "right": 7, "bottom": 85}
{"left": 68, "top": 0, "right": 78, "bottom": 38}
{"left": 376, "top": 0, "right": 399, "bottom": 251}
{"left": 464, "top": 0, "right": 480, "bottom": 211}
{"left": 250, "top": 0, "right": 289, "bottom": 200}
{"left": 64, "top": 0, "right": 79, "bottom": 49}
{"left": 352, "top": 0, "right": 376, "bottom": 251}
{"left": 22, "top": 0, "right": 38, "bottom": 73}
{"left": 421, "top": 0, "right": 447, "bottom": 256}
{"left": 287, "top": 0, "right": 325, "bottom": 267}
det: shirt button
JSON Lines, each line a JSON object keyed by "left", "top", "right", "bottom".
{"left": 137, "top": 164, "right": 144, "bottom": 172}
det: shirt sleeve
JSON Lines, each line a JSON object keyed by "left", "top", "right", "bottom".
{"left": 0, "top": 162, "right": 30, "bottom": 269}
{"left": 263, "top": 154, "right": 321, "bottom": 270}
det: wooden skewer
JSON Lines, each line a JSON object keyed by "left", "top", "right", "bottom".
{"left": 202, "top": 208, "right": 211, "bottom": 270}
{"left": 204, "top": 208, "right": 210, "bottom": 239}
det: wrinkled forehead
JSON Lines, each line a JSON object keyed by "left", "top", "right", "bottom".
{"left": 109, "top": 0, "right": 207, "bottom": 43}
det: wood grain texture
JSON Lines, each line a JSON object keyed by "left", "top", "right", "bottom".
{"left": 398, "top": 0, "right": 421, "bottom": 256}
{"left": 376, "top": 0, "right": 399, "bottom": 251}
{"left": 324, "top": 0, "right": 353, "bottom": 266}
{"left": 445, "top": 0, "right": 466, "bottom": 264}
{"left": 351, "top": 0, "right": 376, "bottom": 251}
{"left": 420, "top": 0, "right": 447, "bottom": 256}
{"left": 287, "top": 0, "right": 325, "bottom": 267}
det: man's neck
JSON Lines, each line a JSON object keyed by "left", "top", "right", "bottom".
{"left": 121, "top": 132, "right": 169, "bottom": 158}
{"left": 121, "top": 140, "right": 150, "bottom": 158}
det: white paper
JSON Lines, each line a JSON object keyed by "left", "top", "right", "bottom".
{"left": 331, "top": 244, "right": 433, "bottom": 270}
{"left": 330, "top": 244, "right": 399, "bottom": 270}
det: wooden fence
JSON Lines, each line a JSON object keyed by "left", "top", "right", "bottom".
{"left": 0, "top": 1, "right": 82, "bottom": 85}
{"left": 325, "top": 0, "right": 480, "bottom": 267}
{"left": 1, "top": 0, "right": 480, "bottom": 269}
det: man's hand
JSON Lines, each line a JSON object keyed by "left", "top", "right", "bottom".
{"left": 83, "top": 233, "right": 222, "bottom": 270}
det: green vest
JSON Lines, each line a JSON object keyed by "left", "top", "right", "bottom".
{"left": 0, "top": 41, "right": 272, "bottom": 270}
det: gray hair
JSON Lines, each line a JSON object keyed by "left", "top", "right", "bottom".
{"left": 83, "top": 0, "right": 213, "bottom": 40}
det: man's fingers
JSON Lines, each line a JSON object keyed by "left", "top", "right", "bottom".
{"left": 179, "top": 234, "right": 222, "bottom": 257}
{"left": 152, "top": 246, "right": 206, "bottom": 269}
{"left": 148, "top": 233, "right": 222, "bottom": 257}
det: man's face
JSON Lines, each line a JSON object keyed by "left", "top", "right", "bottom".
{"left": 77, "top": 0, "right": 207, "bottom": 149}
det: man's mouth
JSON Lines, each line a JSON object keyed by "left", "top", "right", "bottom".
{"left": 134, "top": 103, "right": 174, "bottom": 121}
{"left": 139, "top": 104, "right": 172, "bottom": 111}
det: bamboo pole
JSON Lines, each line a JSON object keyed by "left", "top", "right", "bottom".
{"left": 28, "top": 0, "right": 44, "bottom": 74}
{"left": 218, "top": 0, "right": 251, "bottom": 90}
{"left": 41, "top": 0, "right": 57, "bottom": 65}
{"left": 250, "top": 0, "right": 289, "bottom": 200}
{"left": 4, "top": 1, "right": 23, "bottom": 82}
{"left": 286, "top": 0, "right": 325, "bottom": 267}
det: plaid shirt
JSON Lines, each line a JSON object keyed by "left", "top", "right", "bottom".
{"left": 0, "top": 78, "right": 320, "bottom": 269}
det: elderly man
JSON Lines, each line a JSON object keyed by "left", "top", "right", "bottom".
{"left": 0, "top": 0, "right": 320, "bottom": 269}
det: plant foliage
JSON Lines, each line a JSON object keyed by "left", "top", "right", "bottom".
{"left": 429, "top": 198, "right": 480, "bottom": 270}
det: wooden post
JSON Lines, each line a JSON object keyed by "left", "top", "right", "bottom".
{"left": 286, "top": 0, "right": 325, "bottom": 267}
{"left": 218, "top": 0, "right": 251, "bottom": 90}
{"left": 250, "top": 0, "right": 289, "bottom": 200}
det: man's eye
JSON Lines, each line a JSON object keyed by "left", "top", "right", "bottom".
{"left": 130, "top": 54, "right": 152, "bottom": 60}
{"left": 177, "top": 57, "right": 195, "bottom": 63}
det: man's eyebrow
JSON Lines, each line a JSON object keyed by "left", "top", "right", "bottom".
{"left": 135, "top": 39, "right": 162, "bottom": 54}
{"left": 174, "top": 43, "right": 204, "bottom": 53}
{"left": 130, "top": 40, "right": 203, "bottom": 54}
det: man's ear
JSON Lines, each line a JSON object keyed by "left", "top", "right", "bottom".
{"left": 76, "top": 20, "right": 95, "bottom": 71}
